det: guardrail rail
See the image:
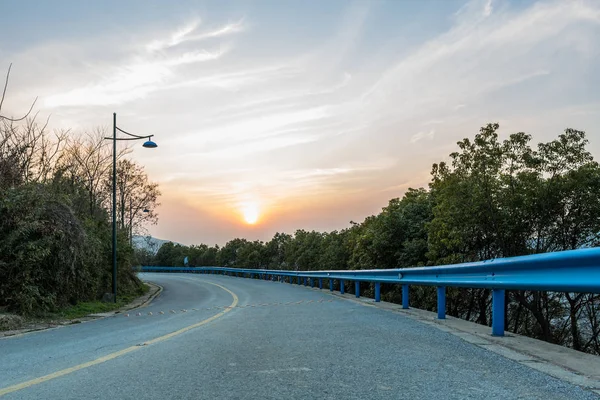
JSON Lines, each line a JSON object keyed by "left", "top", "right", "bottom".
{"left": 140, "top": 247, "right": 600, "bottom": 336}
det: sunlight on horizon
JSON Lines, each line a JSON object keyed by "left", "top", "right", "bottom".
{"left": 241, "top": 202, "right": 260, "bottom": 225}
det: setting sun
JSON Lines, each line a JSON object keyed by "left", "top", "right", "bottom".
{"left": 241, "top": 202, "right": 260, "bottom": 225}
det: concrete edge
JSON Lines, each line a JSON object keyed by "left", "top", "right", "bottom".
{"left": 115, "top": 281, "right": 163, "bottom": 313}
{"left": 0, "top": 282, "right": 162, "bottom": 340}
{"left": 316, "top": 288, "right": 600, "bottom": 394}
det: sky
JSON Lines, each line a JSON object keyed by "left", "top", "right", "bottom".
{"left": 1, "top": 0, "right": 599, "bottom": 246}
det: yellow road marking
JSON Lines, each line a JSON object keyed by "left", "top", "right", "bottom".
{"left": 0, "top": 281, "right": 238, "bottom": 397}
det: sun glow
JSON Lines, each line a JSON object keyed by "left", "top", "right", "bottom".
{"left": 241, "top": 202, "right": 260, "bottom": 225}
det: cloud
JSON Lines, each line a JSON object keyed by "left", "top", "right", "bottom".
{"left": 44, "top": 50, "right": 226, "bottom": 107}
{"left": 360, "top": 0, "right": 600, "bottom": 128}
{"left": 410, "top": 129, "right": 435, "bottom": 143}
{"left": 45, "top": 63, "right": 169, "bottom": 107}
{"left": 194, "top": 134, "right": 320, "bottom": 160}
{"left": 161, "top": 64, "right": 293, "bottom": 92}
{"left": 484, "top": 0, "right": 493, "bottom": 17}
{"left": 146, "top": 19, "right": 244, "bottom": 53}
{"left": 188, "top": 20, "right": 245, "bottom": 41}
{"left": 43, "top": 20, "right": 235, "bottom": 108}
{"left": 146, "top": 19, "right": 202, "bottom": 52}
{"left": 164, "top": 49, "right": 226, "bottom": 66}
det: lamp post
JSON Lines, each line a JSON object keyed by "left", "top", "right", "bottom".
{"left": 105, "top": 112, "right": 157, "bottom": 303}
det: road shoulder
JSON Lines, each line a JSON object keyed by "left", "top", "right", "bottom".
{"left": 324, "top": 289, "right": 600, "bottom": 396}
{"left": 0, "top": 281, "right": 162, "bottom": 339}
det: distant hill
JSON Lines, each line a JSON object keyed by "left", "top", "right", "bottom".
{"left": 132, "top": 235, "right": 181, "bottom": 255}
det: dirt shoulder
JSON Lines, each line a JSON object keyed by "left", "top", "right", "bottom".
{"left": 0, "top": 281, "right": 162, "bottom": 339}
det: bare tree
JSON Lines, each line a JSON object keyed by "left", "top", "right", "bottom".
{"left": 110, "top": 159, "right": 160, "bottom": 244}
{"left": 0, "top": 63, "right": 63, "bottom": 187}
{"left": 0, "top": 63, "right": 37, "bottom": 123}
{"left": 61, "top": 129, "right": 131, "bottom": 216}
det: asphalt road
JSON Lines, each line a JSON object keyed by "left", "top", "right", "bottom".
{"left": 1, "top": 273, "right": 598, "bottom": 400}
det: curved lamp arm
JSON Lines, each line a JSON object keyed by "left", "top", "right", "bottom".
{"left": 116, "top": 126, "right": 155, "bottom": 139}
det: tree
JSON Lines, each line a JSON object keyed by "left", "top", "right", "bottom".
{"left": 285, "top": 230, "right": 324, "bottom": 271}
{"left": 155, "top": 242, "right": 187, "bottom": 266}
{"left": 264, "top": 232, "right": 292, "bottom": 269}
{"left": 112, "top": 159, "right": 160, "bottom": 244}
{"left": 217, "top": 238, "right": 250, "bottom": 267}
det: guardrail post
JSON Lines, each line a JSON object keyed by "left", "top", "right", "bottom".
{"left": 319, "top": 278, "right": 323, "bottom": 289}
{"left": 340, "top": 280, "right": 345, "bottom": 294}
{"left": 375, "top": 282, "right": 381, "bottom": 302}
{"left": 355, "top": 281, "right": 360, "bottom": 298}
{"left": 492, "top": 289, "right": 505, "bottom": 337}
{"left": 402, "top": 284, "right": 409, "bottom": 309}
{"left": 303, "top": 277, "right": 307, "bottom": 286}
{"left": 289, "top": 276, "right": 293, "bottom": 284}
{"left": 437, "top": 286, "right": 446, "bottom": 319}
{"left": 329, "top": 279, "right": 333, "bottom": 292}
{"left": 310, "top": 278, "right": 314, "bottom": 288}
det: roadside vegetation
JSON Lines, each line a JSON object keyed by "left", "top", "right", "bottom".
{"left": 145, "top": 123, "right": 600, "bottom": 355}
{"left": 51, "top": 283, "right": 149, "bottom": 320}
{"left": 0, "top": 65, "right": 160, "bottom": 318}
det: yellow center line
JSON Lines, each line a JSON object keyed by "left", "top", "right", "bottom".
{"left": 0, "top": 281, "right": 238, "bottom": 398}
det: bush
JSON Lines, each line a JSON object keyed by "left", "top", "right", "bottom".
{"left": 0, "top": 182, "right": 141, "bottom": 314}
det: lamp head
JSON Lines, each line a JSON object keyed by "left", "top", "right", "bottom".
{"left": 142, "top": 140, "right": 157, "bottom": 148}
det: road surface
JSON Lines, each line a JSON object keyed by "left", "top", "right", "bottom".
{"left": 0, "top": 273, "right": 597, "bottom": 399}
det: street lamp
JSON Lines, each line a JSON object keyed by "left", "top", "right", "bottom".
{"left": 105, "top": 112, "right": 157, "bottom": 303}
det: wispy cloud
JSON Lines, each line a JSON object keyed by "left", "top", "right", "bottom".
{"left": 357, "top": 0, "right": 600, "bottom": 134}
{"left": 44, "top": 49, "right": 226, "bottom": 107}
{"left": 411, "top": 129, "right": 435, "bottom": 144}
{"left": 146, "top": 19, "right": 244, "bottom": 53}
{"left": 43, "top": 19, "right": 240, "bottom": 107}
{"left": 188, "top": 20, "right": 245, "bottom": 42}
{"left": 146, "top": 19, "right": 202, "bottom": 52}
{"left": 484, "top": 0, "right": 493, "bottom": 17}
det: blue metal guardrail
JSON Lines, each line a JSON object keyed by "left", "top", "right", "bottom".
{"left": 140, "top": 247, "right": 600, "bottom": 337}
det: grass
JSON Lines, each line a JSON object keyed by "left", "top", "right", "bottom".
{"left": 54, "top": 283, "right": 150, "bottom": 320}
{"left": 0, "top": 284, "right": 152, "bottom": 331}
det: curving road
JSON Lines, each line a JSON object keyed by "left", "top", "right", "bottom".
{"left": 0, "top": 273, "right": 597, "bottom": 400}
